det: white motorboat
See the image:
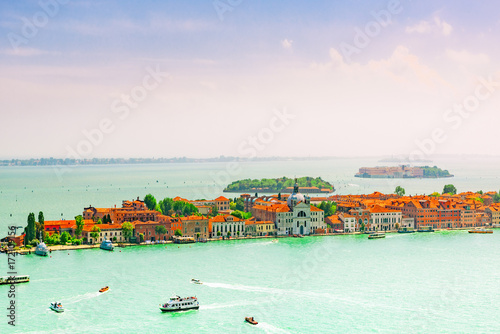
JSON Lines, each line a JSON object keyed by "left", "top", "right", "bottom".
{"left": 191, "top": 278, "right": 203, "bottom": 284}
{"left": 160, "top": 295, "right": 199, "bottom": 312}
{"left": 100, "top": 239, "right": 114, "bottom": 251}
{"left": 35, "top": 242, "right": 49, "bottom": 256}
{"left": 50, "top": 302, "right": 64, "bottom": 313}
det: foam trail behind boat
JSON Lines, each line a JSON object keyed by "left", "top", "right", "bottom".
{"left": 258, "top": 322, "right": 291, "bottom": 334}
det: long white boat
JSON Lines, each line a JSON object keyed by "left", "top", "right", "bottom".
{"left": 35, "top": 242, "right": 49, "bottom": 256}
{"left": 160, "top": 295, "right": 199, "bottom": 312}
{"left": 0, "top": 275, "right": 30, "bottom": 285}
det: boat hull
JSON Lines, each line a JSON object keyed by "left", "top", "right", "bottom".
{"left": 160, "top": 306, "right": 199, "bottom": 313}
{"left": 50, "top": 306, "right": 64, "bottom": 313}
{"left": 35, "top": 250, "right": 48, "bottom": 256}
{"left": 468, "top": 230, "right": 493, "bottom": 234}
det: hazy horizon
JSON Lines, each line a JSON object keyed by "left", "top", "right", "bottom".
{"left": 1, "top": 0, "right": 499, "bottom": 159}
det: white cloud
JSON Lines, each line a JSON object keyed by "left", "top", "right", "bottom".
{"left": 446, "top": 49, "right": 490, "bottom": 66}
{"left": 0, "top": 47, "right": 58, "bottom": 57}
{"left": 281, "top": 38, "right": 293, "bottom": 50}
{"left": 405, "top": 16, "right": 453, "bottom": 36}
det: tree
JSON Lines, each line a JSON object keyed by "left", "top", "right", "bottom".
{"left": 26, "top": 212, "right": 36, "bottom": 244}
{"left": 227, "top": 231, "right": 231, "bottom": 238}
{"left": 360, "top": 221, "right": 366, "bottom": 232}
{"left": 38, "top": 211, "right": 45, "bottom": 240}
{"left": 443, "top": 184, "right": 457, "bottom": 195}
{"left": 155, "top": 225, "right": 168, "bottom": 235}
{"left": 395, "top": 223, "right": 400, "bottom": 230}
{"left": 174, "top": 229, "right": 182, "bottom": 237}
{"left": 51, "top": 232, "right": 61, "bottom": 245}
{"left": 96, "top": 218, "right": 103, "bottom": 224}
{"left": 158, "top": 198, "right": 174, "bottom": 215}
{"left": 395, "top": 186, "right": 405, "bottom": 196}
{"left": 60, "top": 231, "right": 70, "bottom": 244}
{"left": 235, "top": 198, "right": 245, "bottom": 211}
{"left": 29, "top": 239, "right": 40, "bottom": 247}
{"left": 217, "top": 231, "right": 221, "bottom": 236}
{"left": 90, "top": 225, "right": 101, "bottom": 243}
{"left": 144, "top": 194, "right": 157, "bottom": 210}
{"left": 278, "top": 193, "right": 282, "bottom": 200}
{"left": 139, "top": 233, "right": 144, "bottom": 242}
{"left": 211, "top": 205, "right": 218, "bottom": 216}
{"left": 430, "top": 192, "right": 440, "bottom": 197}
{"left": 196, "top": 233, "right": 200, "bottom": 240}
{"left": 494, "top": 192, "right": 500, "bottom": 203}
{"left": 75, "top": 215, "right": 84, "bottom": 238}
{"left": 237, "top": 231, "right": 240, "bottom": 237}
{"left": 122, "top": 222, "right": 134, "bottom": 241}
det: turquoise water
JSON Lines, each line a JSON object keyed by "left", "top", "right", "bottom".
{"left": 1, "top": 158, "right": 500, "bottom": 333}
{"left": 1, "top": 231, "right": 499, "bottom": 333}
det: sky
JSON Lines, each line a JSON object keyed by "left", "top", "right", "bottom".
{"left": 1, "top": 0, "right": 499, "bottom": 159}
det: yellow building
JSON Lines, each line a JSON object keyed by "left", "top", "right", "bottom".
{"left": 245, "top": 220, "right": 276, "bottom": 236}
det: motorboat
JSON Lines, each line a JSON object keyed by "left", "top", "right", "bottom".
{"left": 368, "top": 232, "right": 386, "bottom": 239}
{"left": 99, "top": 286, "right": 109, "bottom": 293}
{"left": 100, "top": 239, "right": 114, "bottom": 251}
{"left": 0, "top": 275, "right": 30, "bottom": 285}
{"left": 35, "top": 242, "right": 49, "bottom": 256}
{"left": 50, "top": 302, "right": 64, "bottom": 313}
{"left": 160, "top": 295, "right": 199, "bottom": 312}
{"left": 191, "top": 278, "right": 203, "bottom": 284}
{"left": 245, "top": 317, "right": 258, "bottom": 325}
{"left": 397, "top": 227, "right": 415, "bottom": 233}
{"left": 271, "top": 239, "right": 278, "bottom": 243}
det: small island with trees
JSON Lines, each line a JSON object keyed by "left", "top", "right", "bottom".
{"left": 224, "top": 176, "right": 334, "bottom": 193}
{"left": 355, "top": 165, "right": 453, "bottom": 179}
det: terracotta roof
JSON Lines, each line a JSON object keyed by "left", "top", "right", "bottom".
{"left": 215, "top": 196, "right": 229, "bottom": 201}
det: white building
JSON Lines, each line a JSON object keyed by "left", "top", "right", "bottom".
{"left": 341, "top": 213, "right": 356, "bottom": 233}
{"left": 209, "top": 214, "right": 245, "bottom": 238}
{"left": 369, "top": 205, "right": 402, "bottom": 231}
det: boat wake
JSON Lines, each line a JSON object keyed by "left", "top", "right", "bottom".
{"left": 65, "top": 291, "right": 102, "bottom": 305}
{"left": 201, "top": 299, "right": 268, "bottom": 310}
{"left": 257, "top": 322, "right": 291, "bottom": 334}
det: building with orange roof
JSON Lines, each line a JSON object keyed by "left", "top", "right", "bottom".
{"left": 83, "top": 223, "right": 127, "bottom": 244}
{"left": 368, "top": 205, "right": 402, "bottom": 231}
{"left": 180, "top": 215, "right": 209, "bottom": 240}
{"left": 339, "top": 213, "right": 356, "bottom": 232}
{"left": 134, "top": 220, "right": 172, "bottom": 242}
{"left": 325, "top": 214, "right": 343, "bottom": 231}
{"left": 245, "top": 220, "right": 276, "bottom": 236}
{"left": 209, "top": 214, "right": 245, "bottom": 238}
{"left": 485, "top": 205, "right": 500, "bottom": 225}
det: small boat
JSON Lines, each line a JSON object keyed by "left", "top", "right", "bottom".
{"left": 191, "top": 278, "right": 203, "bottom": 284}
{"left": 271, "top": 239, "right": 278, "bottom": 243}
{"left": 160, "top": 295, "right": 199, "bottom": 312}
{"left": 417, "top": 226, "right": 434, "bottom": 232}
{"left": 50, "top": 302, "right": 64, "bottom": 313}
{"left": 0, "top": 275, "right": 30, "bottom": 285}
{"left": 368, "top": 232, "right": 385, "bottom": 239}
{"left": 99, "top": 286, "right": 109, "bottom": 293}
{"left": 245, "top": 317, "right": 258, "bottom": 325}
{"left": 35, "top": 242, "right": 49, "bottom": 256}
{"left": 100, "top": 239, "right": 114, "bottom": 251}
{"left": 468, "top": 229, "right": 493, "bottom": 234}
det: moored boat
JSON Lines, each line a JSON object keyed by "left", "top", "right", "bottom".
{"left": 398, "top": 227, "right": 415, "bottom": 233}
{"left": 245, "top": 317, "right": 258, "bottom": 325}
{"left": 468, "top": 229, "right": 493, "bottom": 234}
{"left": 191, "top": 278, "right": 203, "bottom": 284}
{"left": 35, "top": 242, "right": 49, "bottom": 256}
{"left": 368, "top": 232, "right": 385, "bottom": 239}
{"left": 100, "top": 239, "right": 114, "bottom": 251}
{"left": 0, "top": 275, "right": 30, "bottom": 285}
{"left": 160, "top": 295, "right": 199, "bottom": 312}
{"left": 50, "top": 302, "right": 64, "bottom": 313}
{"left": 99, "top": 286, "right": 109, "bottom": 293}
{"left": 417, "top": 226, "right": 434, "bottom": 232}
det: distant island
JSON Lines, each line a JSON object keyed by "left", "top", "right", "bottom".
{"left": 355, "top": 166, "right": 453, "bottom": 179}
{"left": 224, "top": 177, "right": 334, "bottom": 193}
{"left": 0, "top": 156, "right": 335, "bottom": 167}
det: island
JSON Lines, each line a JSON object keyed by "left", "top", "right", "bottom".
{"left": 355, "top": 165, "right": 453, "bottom": 179}
{"left": 223, "top": 177, "right": 334, "bottom": 193}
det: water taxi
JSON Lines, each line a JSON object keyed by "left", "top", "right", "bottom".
{"left": 160, "top": 295, "right": 199, "bottom": 312}
{"left": 50, "top": 302, "right": 64, "bottom": 313}
{"left": 468, "top": 229, "right": 493, "bottom": 234}
{"left": 0, "top": 275, "right": 30, "bottom": 285}
{"left": 35, "top": 242, "right": 49, "bottom": 256}
{"left": 99, "top": 286, "right": 109, "bottom": 293}
{"left": 245, "top": 317, "right": 258, "bottom": 325}
{"left": 100, "top": 239, "right": 114, "bottom": 251}
{"left": 191, "top": 278, "right": 203, "bottom": 284}
{"left": 368, "top": 232, "right": 386, "bottom": 239}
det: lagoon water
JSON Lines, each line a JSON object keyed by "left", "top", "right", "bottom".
{"left": 1, "top": 157, "right": 500, "bottom": 333}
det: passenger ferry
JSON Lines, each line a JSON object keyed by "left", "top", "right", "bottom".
{"left": 0, "top": 275, "right": 30, "bottom": 285}
{"left": 468, "top": 229, "right": 493, "bottom": 234}
{"left": 50, "top": 302, "right": 64, "bottom": 313}
{"left": 160, "top": 295, "right": 199, "bottom": 312}
{"left": 100, "top": 239, "right": 114, "bottom": 251}
{"left": 35, "top": 242, "right": 49, "bottom": 256}
{"left": 368, "top": 232, "right": 386, "bottom": 239}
